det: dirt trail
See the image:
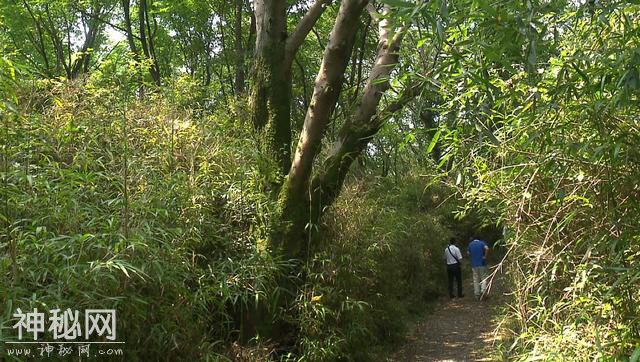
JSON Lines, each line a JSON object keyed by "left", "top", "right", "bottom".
{"left": 388, "top": 268, "right": 505, "bottom": 362}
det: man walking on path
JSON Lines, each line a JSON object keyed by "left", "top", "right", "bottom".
{"left": 468, "top": 237, "right": 490, "bottom": 299}
{"left": 444, "top": 238, "right": 464, "bottom": 298}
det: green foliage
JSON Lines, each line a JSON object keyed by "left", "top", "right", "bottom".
{"left": 296, "top": 175, "right": 456, "bottom": 361}
{"left": 428, "top": 1, "right": 640, "bottom": 359}
{"left": 0, "top": 76, "right": 460, "bottom": 360}
{"left": 0, "top": 78, "right": 284, "bottom": 360}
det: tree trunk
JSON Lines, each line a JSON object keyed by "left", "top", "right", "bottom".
{"left": 242, "top": 1, "right": 363, "bottom": 345}
{"left": 138, "top": 0, "right": 161, "bottom": 85}
{"left": 308, "top": 9, "right": 408, "bottom": 223}
{"left": 250, "top": 0, "right": 290, "bottom": 173}
{"left": 270, "top": 0, "right": 369, "bottom": 259}
{"left": 271, "top": 4, "right": 412, "bottom": 262}
{"left": 234, "top": 0, "right": 246, "bottom": 95}
{"left": 121, "top": 0, "right": 146, "bottom": 93}
{"left": 122, "top": 0, "right": 140, "bottom": 59}
{"left": 70, "top": 5, "right": 104, "bottom": 79}
{"left": 250, "top": 0, "right": 333, "bottom": 175}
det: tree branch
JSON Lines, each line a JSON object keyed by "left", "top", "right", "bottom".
{"left": 365, "top": 2, "right": 381, "bottom": 22}
{"left": 73, "top": 3, "right": 142, "bottom": 42}
{"left": 308, "top": 4, "right": 408, "bottom": 222}
{"left": 284, "top": 0, "right": 333, "bottom": 71}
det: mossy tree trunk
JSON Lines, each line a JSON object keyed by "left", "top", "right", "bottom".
{"left": 250, "top": 0, "right": 333, "bottom": 175}
{"left": 251, "top": 0, "right": 289, "bottom": 173}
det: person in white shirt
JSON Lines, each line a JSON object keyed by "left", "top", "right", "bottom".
{"left": 444, "top": 238, "right": 464, "bottom": 298}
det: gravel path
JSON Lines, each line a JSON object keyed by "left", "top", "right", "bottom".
{"left": 388, "top": 268, "right": 504, "bottom": 362}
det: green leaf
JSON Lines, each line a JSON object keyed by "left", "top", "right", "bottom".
{"left": 631, "top": 346, "right": 640, "bottom": 362}
{"left": 436, "top": 20, "right": 445, "bottom": 41}
{"left": 2, "top": 100, "right": 18, "bottom": 114}
{"left": 439, "top": 0, "right": 449, "bottom": 18}
{"left": 528, "top": 41, "right": 537, "bottom": 68}
{"left": 476, "top": 121, "right": 501, "bottom": 145}
{"left": 379, "top": 0, "right": 414, "bottom": 8}
{"left": 427, "top": 129, "right": 442, "bottom": 153}
{"left": 571, "top": 62, "right": 590, "bottom": 85}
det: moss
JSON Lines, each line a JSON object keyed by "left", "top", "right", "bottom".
{"left": 251, "top": 50, "right": 292, "bottom": 175}
{"left": 269, "top": 176, "right": 310, "bottom": 260}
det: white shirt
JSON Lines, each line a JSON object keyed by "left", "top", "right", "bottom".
{"left": 444, "top": 245, "right": 463, "bottom": 265}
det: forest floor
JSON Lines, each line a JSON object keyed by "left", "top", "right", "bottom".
{"left": 388, "top": 266, "right": 506, "bottom": 362}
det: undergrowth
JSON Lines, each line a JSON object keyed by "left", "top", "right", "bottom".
{"left": 0, "top": 78, "right": 457, "bottom": 361}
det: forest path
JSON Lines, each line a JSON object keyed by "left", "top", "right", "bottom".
{"left": 388, "top": 267, "right": 506, "bottom": 362}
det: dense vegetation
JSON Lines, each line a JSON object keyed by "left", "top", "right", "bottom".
{"left": 1, "top": 0, "right": 639, "bottom": 361}
{"left": 0, "top": 79, "right": 467, "bottom": 359}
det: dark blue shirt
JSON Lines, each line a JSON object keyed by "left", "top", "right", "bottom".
{"left": 468, "top": 239, "right": 488, "bottom": 267}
